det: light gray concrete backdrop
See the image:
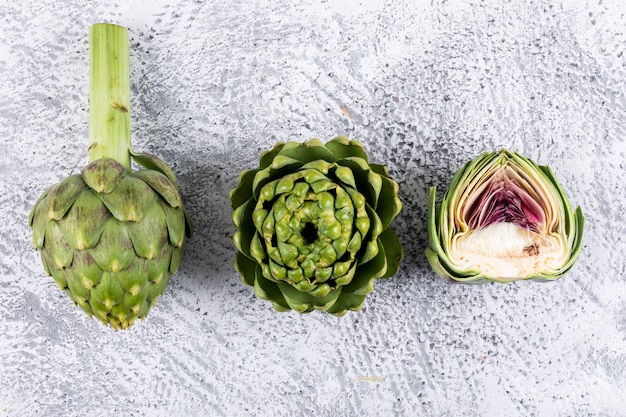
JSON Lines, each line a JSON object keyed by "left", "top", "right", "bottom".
{"left": 1, "top": 0, "right": 625, "bottom": 416}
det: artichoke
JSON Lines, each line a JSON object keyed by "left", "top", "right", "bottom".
{"left": 427, "top": 150, "right": 584, "bottom": 283}
{"left": 29, "top": 24, "right": 192, "bottom": 329}
{"left": 230, "top": 137, "right": 403, "bottom": 315}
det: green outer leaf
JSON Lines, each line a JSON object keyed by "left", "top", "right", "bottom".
{"left": 325, "top": 292, "right": 366, "bottom": 316}
{"left": 229, "top": 169, "right": 257, "bottom": 210}
{"left": 337, "top": 158, "right": 379, "bottom": 207}
{"left": 97, "top": 176, "right": 157, "bottom": 222}
{"left": 344, "top": 236, "right": 388, "bottom": 296}
{"left": 373, "top": 174, "right": 402, "bottom": 229}
{"left": 88, "top": 218, "right": 135, "bottom": 272}
{"left": 147, "top": 269, "right": 170, "bottom": 301}
{"left": 358, "top": 205, "right": 383, "bottom": 265}
{"left": 277, "top": 282, "right": 341, "bottom": 312}
{"left": 182, "top": 205, "right": 194, "bottom": 238}
{"left": 277, "top": 139, "right": 336, "bottom": 164}
{"left": 30, "top": 194, "right": 50, "bottom": 249}
{"left": 158, "top": 199, "right": 187, "bottom": 247}
{"left": 132, "top": 169, "right": 182, "bottom": 208}
{"left": 81, "top": 158, "right": 126, "bottom": 193}
{"left": 259, "top": 142, "right": 286, "bottom": 169}
{"left": 65, "top": 268, "right": 90, "bottom": 302}
{"left": 57, "top": 189, "right": 110, "bottom": 250}
{"left": 169, "top": 247, "right": 183, "bottom": 274}
{"left": 47, "top": 175, "right": 87, "bottom": 220}
{"left": 90, "top": 271, "right": 125, "bottom": 310}
{"left": 378, "top": 228, "right": 404, "bottom": 278}
{"left": 235, "top": 251, "right": 257, "bottom": 286}
{"left": 125, "top": 202, "right": 168, "bottom": 259}
{"left": 324, "top": 136, "right": 368, "bottom": 161}
{"left": 426, "top": 185, "right": 459, "bottom": 280}
{"left": 130, "top": 150, "right": 180, "bottom": 190}
{"left": 254, "top": 268, "right": 290, "bottom": 312}
{"left": 39, "top": 252, "right": 52, "bottom": 277}
{"left": 29, "top": 184, "right": 54, "bottom": 227}
{"left": 69, "top": 250, "right": 104, "bottom": 289}
{"left": 147, "top": 244, "right": 173, "bottom": 278}
{"left": 42, "top": 222, "right": 74, "bottom": 270}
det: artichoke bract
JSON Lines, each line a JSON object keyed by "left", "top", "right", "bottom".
{"left": 230, "top": 137, "right": 403, "bottom": 315}
{"left": 427, "top": 150, "right": 583, "bottom": 283}
{"left": 29, "top": 24, "right": 192, "bottom": 329}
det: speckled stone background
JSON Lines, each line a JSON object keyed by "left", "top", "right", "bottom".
{"left": 1, "top": 0, "right": 625, "bottom": 416}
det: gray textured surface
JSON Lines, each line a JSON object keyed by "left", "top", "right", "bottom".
{"left": 1, "top": 0, "right": 625, "bottom": 416}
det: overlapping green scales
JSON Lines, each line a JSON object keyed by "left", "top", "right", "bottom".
{"left": 230, "top": 136, "right": 404, "bottom": 316}
{"left": 29, "top": 157, "right": 192, "bottom": 329}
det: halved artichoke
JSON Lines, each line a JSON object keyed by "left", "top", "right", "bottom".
{"left": 230, "top": 137, "right": 403, "bottom": 315}
{"left": 427, "top": 150, "right": 584, "bottom": 283}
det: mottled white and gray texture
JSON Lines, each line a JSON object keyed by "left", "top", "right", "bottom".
{"left": 1, "top": 0, "right": 625, "bottom": 416}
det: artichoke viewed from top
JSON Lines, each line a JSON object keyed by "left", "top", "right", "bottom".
{"left": 427, "top": 150, "right": 584, "bottom": 283}
{"left": 29, "top": 24, "right": 192, "bottom": 329}
{"left": 230, "top": 137, "right": 403, "bottom": 315}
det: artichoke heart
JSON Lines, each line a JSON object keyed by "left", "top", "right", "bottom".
{"left": 230, "top": 137, "right": 404, "bottom": 315}
{"left": 427, "top": 150, "right": 584, "bottom": 283}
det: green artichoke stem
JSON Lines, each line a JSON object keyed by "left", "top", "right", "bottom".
{"left": 88, "top": 23, "right": 132, "bottom": 172}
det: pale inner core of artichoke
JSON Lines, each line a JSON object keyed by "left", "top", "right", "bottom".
{"left": 450, "top": 165, "right": 568, "bottom": 279}
{"left": 454, "top": 222, "right": 565, "bottom": 278}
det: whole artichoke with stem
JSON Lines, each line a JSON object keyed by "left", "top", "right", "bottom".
{"left": 29, "top": 24, "right": 193, "bottom": 329}
{"left": 426, "top": 150, "right": 583, "bottom": 283}
{"left": 230, "top": 137, "right": 403, "bottom": 315}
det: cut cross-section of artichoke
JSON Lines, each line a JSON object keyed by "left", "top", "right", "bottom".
{"left": 427, "top": 150, "right": 584, "bottom": 283}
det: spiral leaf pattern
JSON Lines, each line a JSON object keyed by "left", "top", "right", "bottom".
{"left": 230, "top": 137, "right": 403, "bottom": 315}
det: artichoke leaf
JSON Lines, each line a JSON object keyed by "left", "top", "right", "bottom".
{"left": 88, "top": 219, "right": 135, "bottom": 272}
{"left": 277, "top": 281, "right": 341, "bottom": 312}
{"left": 229, "top": 169, "right": 257, "bottom": 210}
{"left": 235, "top": 251, "right": 258, "bottom": 286}
{"left": 372, "top": 174, "right": 402, "bottom": 229}
{"left": 30, "top": 195, "right": 51, "bottom": 249}
{"left": 125, "top": 202, "right": 168, "bottom": 259}
{"left": 346, "top": 242, "right": 387, "bottom": 295}
{"left": 337, "top": 158, "right": 380, "bottom": 207}
{"left": 254, "top": 273, "right": 290, "bottom": 312}
{"left": 57, "top": 189, "right": 110, "bottom": 250}
{"left": 324, "top": 136, "right": 369, "bottom": 161}
{"left": 81, "top": 158, "right": 126, "bottom": 193}
{"left": 259, "top": 143, "right": 286, "bottom": 169}
{"left": 132, "top": 169, "right": 182, "bottom": 208}
{"left": 130, "top": 150, "right": 180, "bottom": 190}
{"left": 29, "top": 184, "right": 54, "bottom": 227}
{"left": 47, "top": 174, "right": 87, "bottom": 220}
{"left": 378, "top": 228, "right": 404, "bottom": 279}
{"left": 90, "top": 271, "right": 125, "bottom": 311}
{"left": 277, "top": 139, "right": 336, "bottom": 164}
{"left": 325, "top": 291, "right": 367, "bottom": 316}
{"left": 42, "top": 222, "right": 74, "bottom": 270}
{"left": 158, "top": 199, "right": 186, "bottom": 248}
{"left": 97, "top": 176, "right": 157, "bottom": 222}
